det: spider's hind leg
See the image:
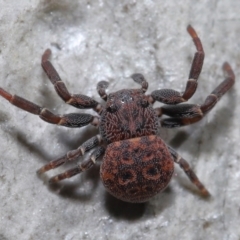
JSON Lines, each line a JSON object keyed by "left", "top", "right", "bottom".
{"left": 37, "top": 135, "right": 103, "bottom": 174}
{"left": 168, "top": 146, "right": 210, "bottom": 196}
{"left": 49, "top": 146, "right": 105, "bottom": 183}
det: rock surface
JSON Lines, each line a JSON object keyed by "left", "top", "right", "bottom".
{"left": 0, "top": 1, "right": 239, "bottom": 239}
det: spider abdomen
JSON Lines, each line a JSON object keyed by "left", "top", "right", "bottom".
{"left": 100, "top": 135, "right": 174, "bottom": 203}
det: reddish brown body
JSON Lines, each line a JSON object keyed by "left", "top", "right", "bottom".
{"left": 0, "top": 25, "right": 235, "bottom": 203}
{"left": 99, "top": 89, "right": 174, "bottom": 202}
{"left": 101, "top": 135, "right": 174, "bottom": 202}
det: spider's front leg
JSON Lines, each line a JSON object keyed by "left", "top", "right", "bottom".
{"left": 42, "top": 49, "right": 102, "bottom": 114}
{"left": 0, "top": 88, "right": 99, "bottom": 128}
{"left": 0, "top": 49, "right": 105, "bottom": 128}
{"left": 150, "top": 25, "right": 204, "bottom": 105}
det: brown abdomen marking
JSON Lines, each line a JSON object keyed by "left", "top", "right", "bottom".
{"left": 100, "top": 135, "right": 174, "bottom": 203}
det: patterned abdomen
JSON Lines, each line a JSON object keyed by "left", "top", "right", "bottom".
{"left": 100, "top": 135, "right": 174, "bottom": 203}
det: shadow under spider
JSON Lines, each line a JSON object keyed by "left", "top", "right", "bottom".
{"left": 103, "top": 185, "right": 176, "bottom": 220}
{"left": 104, "top": 192, "right": 147, "bottom": 220}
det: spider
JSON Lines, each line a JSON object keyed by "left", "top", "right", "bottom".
{"left": 0, "top": 25, "right": 235, "bottom": 203}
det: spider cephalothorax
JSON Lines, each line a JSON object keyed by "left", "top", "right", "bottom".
{"left": 100, "top": 89, "right": 158, "bottom": 143}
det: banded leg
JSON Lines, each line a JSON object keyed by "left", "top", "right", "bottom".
{"left": 49, "top": 146, "right": 105, "bottom": 183}
{"left": 131, "top": 73, "right": 148, "bottom": 93}
{"left": 0, "top": 88, "right": 99, "bottom": 128}
{"left": 155, "top": 62, "right": 235, "bottom": 128}
{"left": 37, "top": 135, "right": 102, "bottom": 174}
{"left": 150, "top": 25, "right": 204, "bottom": 104}
{"left": 97, "top": 81, "right": 109, "bottom": 101}
{"left": 42, "top": 49, "right": 102, "bottom": 113}
{"left": 168, "top": 146, "right": 210, "bottom": 196}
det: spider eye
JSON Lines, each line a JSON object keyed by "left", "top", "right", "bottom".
{"left": 121, "top": 96, "right": 133, "bottom": 103}
{"left": 107, "top": 104, "right": 118, "bottom": 113}
{"left": 108, "top": 94, "right": 114, "bottom": 101}
{"left": 140, "top": 99, "right": 149, "bottom": 108}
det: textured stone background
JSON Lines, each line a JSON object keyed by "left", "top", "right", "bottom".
{"left": 0, "top": 1, "right": 239, "bottom": 240}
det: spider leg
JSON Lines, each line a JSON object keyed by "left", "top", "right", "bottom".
{"left": 42, "top": 49, "right": 102, "bottom": 113}
{"left": 49, "top": 146, "right": 105, "bottom": 183}
{"left": 155, "top": 62, "right": 235, "bottom": 128}
{"left": 0, "top": 88, "right": 99, "bottom": 128}
{"left": 168, "top": 146, "right": 210, "bottom": 196}
{"left": 131, "top": 73, "right": 148, "bottom": 93}
{"left": 150, "top": 25, "right": 204, "bottom": 105}
{"left": 97, "top": 81, "right": 109, "bottom": 101}
{"left": 37, "top": 135, "right": 102, "bottom": 174}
